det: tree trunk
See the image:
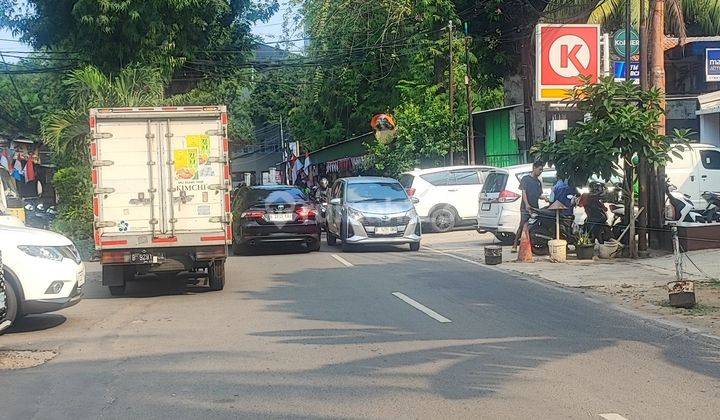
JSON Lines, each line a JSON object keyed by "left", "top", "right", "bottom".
{"left": 648, "top": 0, "right": 667, "bottom": 250}
{"left": 638, "top": 0, "right": 649, "bottom": 253}
{"left": 520, "top": 36, "right": 535, "bottom": 152}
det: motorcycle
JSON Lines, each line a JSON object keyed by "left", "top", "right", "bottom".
{"left": 665, "top": 182, "right": 708, "bottom": 223}
{"left": 701, "top": 191, "right": 720, "bottom": 222}
{"left": 528, "top": 207, "right": 578, "bottom": 255}
{"left": 23, "top": 201, "right": 57, "bottom": 229}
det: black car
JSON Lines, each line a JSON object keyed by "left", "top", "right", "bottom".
{"left": 231, "top": 185, "right": 321, "bottom": 254}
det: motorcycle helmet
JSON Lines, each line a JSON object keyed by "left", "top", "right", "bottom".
{"left": 319, "top": 178, "right": 329, "bottom": 188}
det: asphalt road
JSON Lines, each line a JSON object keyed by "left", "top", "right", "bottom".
{"left": 1, "top": 234, "right": 720, "bottom": 419}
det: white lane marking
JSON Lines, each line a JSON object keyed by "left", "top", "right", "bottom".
{"left": 599, "top": 414, "right": 629, "bottom": 420}
{"left": 392, "top": 292, "right": 452, "bottom": 323}
{"left": 331, "top": 254, "right": 354, "bottom": 267}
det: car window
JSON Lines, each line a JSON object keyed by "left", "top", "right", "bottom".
{"left": 331, "top": 181, "right": 341, "bottom": 199}
{"left": 450, "top": 170, "right": 480, "bottom": 185}
{"left": 346, "top": 182, "right": 408, "bottom": 203}
{"left": 478, "top": 170, "right": 489, "bottom": 183}
{"left": 482, "top": 172, "right": 508, "bottom": 193}
{"left": 399, "top": 174, "right": 415, "bottom": 188}
{"left": 420, "top": 171, "right": 450, "bottom": 186}
{"left": 247, "top": 188, "right": 308, "bottom": 206}
{"left": 700, "top": 150, "right": 720, "bottom": 170}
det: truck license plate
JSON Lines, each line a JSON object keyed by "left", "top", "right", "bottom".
{"left": 268, "top": 213, "right": 293, "bottom": 222}
{"left": 131, "top": 252, "right": 153, "bottom": 264}
{"left": 375, "top": 226, "right": 397, "bottom": 235}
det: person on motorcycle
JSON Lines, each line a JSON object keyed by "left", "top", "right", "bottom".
{"left": 314, "top": 177, "right": 330, "bottom": 203}
{"left": 512, "top": 161, "right": 544, "bottom": 253}
{"left": 579, "top": 181, "right": 609, "bottom": 243}
{"left": 550, "top": 179, "right": 578, "bottom": 217}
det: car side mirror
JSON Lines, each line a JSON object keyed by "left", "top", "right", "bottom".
{"left": 330, "top": 198, "right": 341, "bottom": 205}
{"left": 411, "top": 197, "right": 420, "bottom": 204}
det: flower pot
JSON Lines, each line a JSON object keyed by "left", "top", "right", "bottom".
{"left": 576, "top": 244, "right": 595, "bottom": 260}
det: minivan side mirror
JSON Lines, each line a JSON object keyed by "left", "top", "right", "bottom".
{"left": 411, "top": 197, "right": 420, "bottom": 204}
{"left": 330, "top": 198, "right": 341, "bottom": 205}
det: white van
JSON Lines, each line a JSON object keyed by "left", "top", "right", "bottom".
{"left": 666, "top": 144, "right": 720, "bottom": 208}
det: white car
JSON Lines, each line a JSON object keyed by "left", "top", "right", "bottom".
{"left": 477, "top": 164, "right": 560, "bottom": 245}
{"left": 399, "top": 165, "right": 494, "bottom": 232}
{"left": 0, "top": 224, "right": 84, "bottom": 329}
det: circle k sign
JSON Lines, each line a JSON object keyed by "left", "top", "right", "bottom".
{"left": 536, "top": 24, "right": 601, "bottom": 102}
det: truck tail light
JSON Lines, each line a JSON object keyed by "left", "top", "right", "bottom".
{"left": 495, "top": 190, "right": 521, "bottom": 203}
{"left": 241, "top": 210, "right": 266, "bottom": 219}
{"left": 101, "top": 250, "right": 131, "bottom": 264}
{"left": 295, "top": 206, "right": 316, "bottom": 221}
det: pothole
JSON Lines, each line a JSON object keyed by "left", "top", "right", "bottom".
{"left": 0, "top": 350, "right": 57, "bottom": 370}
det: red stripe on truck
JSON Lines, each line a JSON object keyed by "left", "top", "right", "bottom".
{"left": 201, "top": 235, "right": 226, "bottom": 242}
{"left": 152, "top": 237, "right": 178, "bottom": 243}
{"left": 101, "top": 240, "right": 128, "bottom": 246}
{"left": 91, "top": 169, "right": 98, "bottom": 185}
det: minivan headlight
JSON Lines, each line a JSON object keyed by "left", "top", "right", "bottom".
{"left": 347, "top": 207, "right": 364, "bottom": 221}
{"left": 17, "top": 245, "right": 64, "bottom": 262}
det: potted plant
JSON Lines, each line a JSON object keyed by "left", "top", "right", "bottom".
{"left": 575, "top": 232, "right": 595, "bottom": 260}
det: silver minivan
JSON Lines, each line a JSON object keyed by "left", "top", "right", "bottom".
{"left": 326, "top": 177, "right": 421, "bottom": 251}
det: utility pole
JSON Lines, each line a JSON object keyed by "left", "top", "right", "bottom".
{"left": 280, "top": 115, "right": 288, "bottom": 185}
{"left": 625, "top": 0, "right": 631, "bottom": 81}
{"left": 638, "top": 0, "right": 649, "bottom": 253}
{"left": 448, "top": 20, "right": 455, "bottom": 165}
{"left": 649, "top": 0, "right": 667, "bottom": 249}
{"left": 464, "top": 22, "right": 475, "bottom": 165}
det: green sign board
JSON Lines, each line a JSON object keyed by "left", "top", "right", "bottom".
{"left": 613, "top": 29, "right": 640, "bottom": 57}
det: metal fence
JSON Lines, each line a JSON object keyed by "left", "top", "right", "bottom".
{"left": 477, "top": 152, "right": 529, "bottom": 168}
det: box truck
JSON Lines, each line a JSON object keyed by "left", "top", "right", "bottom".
{"left": 90, "top": 106, "right": 231, "bottom": 295}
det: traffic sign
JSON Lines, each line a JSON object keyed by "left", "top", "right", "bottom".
{"left": 612, "top": 29, "right": 639, "bottom": 57}
{"left": 536, "top": 24, "right": 601, "bottom": 101}
{"left": 706, "top": 48, "right": 720, "bottom": 82}
{"left": 613, "top": 61, "right": 640, "bottom": 83}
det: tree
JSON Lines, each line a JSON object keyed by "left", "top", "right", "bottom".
{"left": 0, "top": 0, "right": 279, "bottom": 74}
{"left": 532, "top": 77, "right": 690, "bottom": 257}
{"left": 42, "top": 65, "right": 165, "bottom": 165}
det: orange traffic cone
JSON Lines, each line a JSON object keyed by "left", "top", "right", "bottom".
{"left": 517, "top": 224, "right": 533, "bottom": 262}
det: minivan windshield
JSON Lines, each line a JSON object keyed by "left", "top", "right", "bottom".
{"left": 346, "top": 182, "right": 408, "bottom": 203}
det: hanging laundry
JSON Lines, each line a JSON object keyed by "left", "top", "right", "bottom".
{"left": 25, "top": 158, "right": 36, "bottom": 182}
{"left": 0, "top": 149, "right": 9, "bottom": 172}
{"left": 11, "top": 159, "right": 24, "bottom": 182}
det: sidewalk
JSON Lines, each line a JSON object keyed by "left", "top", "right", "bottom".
{"left": 423, "top": 230, "right": 720, "bottom": 337}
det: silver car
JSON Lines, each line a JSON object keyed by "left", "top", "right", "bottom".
{"left": 326, "top": 177, "right": 421, "bottom": 251}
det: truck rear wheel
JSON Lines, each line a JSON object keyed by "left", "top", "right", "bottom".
{"left": 208, "top": 260, "right": 225, "bottom": 291}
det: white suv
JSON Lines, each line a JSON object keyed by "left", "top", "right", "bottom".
{"left": 0, "top": 224, "right": 84, "bottom": 330}
{"left": 477, "top": 164, "right": 558, "bottom": 245}
{"left": 399, "top": 165, "right": 494, "bottom": 232}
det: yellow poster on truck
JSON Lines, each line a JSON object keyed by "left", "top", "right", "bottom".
{"left": 186, "top": 134, "right": 210, "bottom": 166}
{"left": 174, "top": 148, "right": 199, "bottom": 181}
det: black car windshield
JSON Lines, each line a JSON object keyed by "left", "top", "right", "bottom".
{"left": 247, "top": 188, "right": 308, "bottom": 206}
{"left": 346, "top": 182, "right": 408, "bottom": 203}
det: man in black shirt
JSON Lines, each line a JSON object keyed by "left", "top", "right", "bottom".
{"left": 512, "top": 161, "right": 544, "bottom": 252}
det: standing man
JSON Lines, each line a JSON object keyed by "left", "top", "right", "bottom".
{"left": 512, "top": 161, "right": 544, "bottom": 253}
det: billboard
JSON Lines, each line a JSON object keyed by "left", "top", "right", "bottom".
{"left": 707, "top": 48, "right": 720, "bottom": 82}
{"left": 536, "top": 24, "right": 601, "bottom": 101}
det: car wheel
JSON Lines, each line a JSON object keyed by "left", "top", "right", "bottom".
{"left": 2, "top": 276, "right": 19, "bottom": 329}
{"left": 429, "top": 208, "right": 456, "bottom": 233}
{"left": 409, "top": 242, "right": 421, "bottom": 252}
{"left": 309, "top": 238, "right": 321, "bottom": 252}
{"left": 494, "top": 232, "right": 516, "bottom": 246}
{"left": 208, "top": 260, "right": 226, "bottom": 291}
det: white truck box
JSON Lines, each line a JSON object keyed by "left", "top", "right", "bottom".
{"left": 90, "top": 106, "right": 231, "bottom": 295}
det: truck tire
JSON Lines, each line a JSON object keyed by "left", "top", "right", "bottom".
{"left": 208, "top": 260, "right": 225, "bottom": 291}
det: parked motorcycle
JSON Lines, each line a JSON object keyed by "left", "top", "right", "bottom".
{"left": 665, "top": 182, "right": 707, "bottom": 223}
{"left": 23, "top": 201, "right": 57, "bottom": 230}
{"left": 527, "top": 208, "right": 578, "bottom": 255}
{"left": 701, "top": 191, "right": 720, "bottom": 222}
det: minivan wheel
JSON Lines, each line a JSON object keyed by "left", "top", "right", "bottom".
{"left": 409, "top": 242, "right": 421, "bottom": 252}
{"left": 430, "top": 208, "right": 456, "bottom": 232}
{"left": 494, "top": 232, "right": 516, "bottom": 246}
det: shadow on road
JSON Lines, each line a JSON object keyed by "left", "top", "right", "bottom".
{"left": 5, "top": 314, "right": 66, "bottom": 334}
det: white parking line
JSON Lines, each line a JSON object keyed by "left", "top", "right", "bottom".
{"left": 599, "top": 414, "right": 629, "bottom": 420}
{"left": 392, "top": 292, "right": 452, "bottom": 323}
{"left": 331, "top": 254, "right": 354, "bottom": 267}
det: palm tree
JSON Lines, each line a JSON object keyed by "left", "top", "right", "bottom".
{"left": 544, "top": 0, "right": 720, "bottom": 37}
{"left": 43, "top": 65, "right": 165, "bottom": 163}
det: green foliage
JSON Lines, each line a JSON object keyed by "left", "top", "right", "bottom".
{"left": 533, "top": 77, "right": 689, "bottom": 187}
{"left": 42, "top": 65, "right": 166, "bottom": 165}
{"left": 0, "top": 0, "right": 279, "bottom": 74}
{"left": 576, "top": 231, "right": 593, "bottom": 246}
{"left": 51, "top": 166, "right": 94, "bottom": 241}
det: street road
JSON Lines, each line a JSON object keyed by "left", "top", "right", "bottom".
{"left": 2, "top": 234, "right": 720, "bottom": 419}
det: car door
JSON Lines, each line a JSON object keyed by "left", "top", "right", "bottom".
{"left": 699, "top": 149, "right": 720, "bottom": 206}
{"left": 449, "top": 169, "right": 483, "bottom": 219}
{"left": 327, "top": 180, "right": 343, "bottom": 235}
